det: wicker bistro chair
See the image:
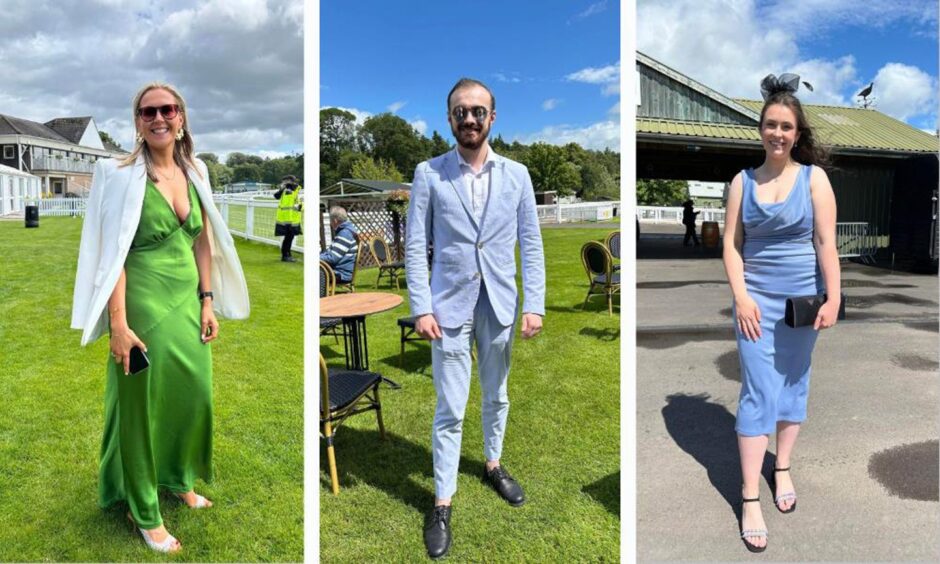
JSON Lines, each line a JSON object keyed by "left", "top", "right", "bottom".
{"left": 320, "top": 353, "right": 386, "bottom": 495}
{"left": 368, "top": 237, "right": 405, "bottom": 290}
{"left": 581, "top": 241, "right": 620, "bottom": 315}
{"left": 319, "top": 261, "right": 342, "bottom": 342}
{"left": 333, "top": 241, "right": 361, "bottom": 293}
{"left": 605, "top": 230, "right": 621, "bottom": 272}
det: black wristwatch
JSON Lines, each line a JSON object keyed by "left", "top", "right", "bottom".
{"left": 199, "top": 290, "right": 214, "bottom": 301}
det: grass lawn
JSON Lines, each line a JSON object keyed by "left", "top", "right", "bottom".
{"left": 0, "top": 217, "right": 303, "bottom": 561}
{"left": 319, "top": 227, "right": 620, "bottom": 562}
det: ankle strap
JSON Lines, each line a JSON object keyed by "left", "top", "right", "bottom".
{"left": 774, "top": 466, "right": 791, "bottom": 472}
{"left": 742, "top": 497, "right": 760, "bottom": 503}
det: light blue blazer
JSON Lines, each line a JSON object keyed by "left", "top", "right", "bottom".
{"left": 405, "top": 149, "right": 545, "bottom": 329}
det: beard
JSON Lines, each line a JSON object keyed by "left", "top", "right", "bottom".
{"left": 451, "top": 121, "right": 490, "bottom": 150}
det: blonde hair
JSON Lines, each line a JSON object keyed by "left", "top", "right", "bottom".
{"left": 120, "top": 82, "right": 202, "bottom": 181}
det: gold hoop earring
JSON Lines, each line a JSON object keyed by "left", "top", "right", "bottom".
{"left": 175, "top": 127, "right": 185, "bottom": 141}
{"left": 135, "top": 132, "right": 143, "bottom": 144}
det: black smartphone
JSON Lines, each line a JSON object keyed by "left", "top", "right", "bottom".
{"left": 129, "top": 346, "right": 150, "bottom": 375}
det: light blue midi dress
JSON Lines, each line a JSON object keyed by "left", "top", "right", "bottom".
{"left": 734, "top": 164, "right": 823, "bottom": 436}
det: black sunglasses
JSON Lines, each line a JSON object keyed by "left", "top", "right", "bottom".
{"left": 137, "top": 104, "right": 181, "bottom": 122}
{"left": 451, "top": 106, "right": 490, "bottom": 123}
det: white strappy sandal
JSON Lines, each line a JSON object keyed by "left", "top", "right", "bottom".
{"left": 177, "top": 491, "right": 213, "bottom": 508}
{"left": 127, "top": 513, "right": 181, "bottom": 553}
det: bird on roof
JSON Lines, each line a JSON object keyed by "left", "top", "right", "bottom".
{"left": 857, "top": 82, "right": 874, "bottom": 98}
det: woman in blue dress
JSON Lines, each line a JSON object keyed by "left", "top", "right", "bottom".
{"left": 722, "top": 75, "right": 842, "bottom": 552}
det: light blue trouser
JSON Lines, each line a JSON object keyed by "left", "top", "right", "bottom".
{"left": 431, "top": 284, "right": 514, "bottom": 499}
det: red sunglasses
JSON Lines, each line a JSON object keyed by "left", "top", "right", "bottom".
{"left": 137, "top": 104, "right": 181, "bottom": 122}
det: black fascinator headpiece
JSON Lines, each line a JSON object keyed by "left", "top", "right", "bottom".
{"left": 759, "top": 73, "right": 804, "bottom": 101}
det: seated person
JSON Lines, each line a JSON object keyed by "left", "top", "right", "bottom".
{"left": 319, "top": 206, "right": 359, "bottom": 283}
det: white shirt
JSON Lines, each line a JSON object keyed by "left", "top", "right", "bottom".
{"left": 456, "top": 146, "right": 495, "bottom": 222}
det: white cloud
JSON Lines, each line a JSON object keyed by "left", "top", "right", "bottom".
{"left": 515, "top": 121, "right": 620, "bottom": 151}
{"left": 636, "top": 0, "right": 937, "bottom": 126}
{"left": 542, "top": 98, "right": 561, "bottom": 111}
{"left": 566, "top": 62, "right": 620, "bottom": 84}
{"left": 330, "top": 106, "right": 372, "bottom": 125}
{"left": 789, "top": 56, "right": 858, "bottom": 106}
{"left": 575, "top": 1, "right": 607, "bottom": 20}
{"left": 602, "top": 82, "right": 620, "bottom": 97}
{"left": 869, "top": 63, "right": 938, "bottom": 121}
{"left": 609, "top": 101, "right": 621, "bottom": 115}
{"left": 388, "top": 101, "right": 407, "bottom": 113}
{"left": 493, "top": 72, "right": 522, "bottom": 83}
{"left": 410, "top": 119, "right": 428, "bottom": 135}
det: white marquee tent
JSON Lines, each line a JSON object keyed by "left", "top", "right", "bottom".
{"left": 0, "top": 164, "right": 41, "bottom": 216}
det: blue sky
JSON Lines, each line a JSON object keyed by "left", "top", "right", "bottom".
{"left": 321, "top": 0, "right": 621, "bottom": 151}
{"left": 638, "top": 0, "right": 939, "bottom": 133}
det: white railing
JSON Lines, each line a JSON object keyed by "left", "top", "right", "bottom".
{"left": 214, "top": 194, "right": 304, "bottom": 253}
{"left": 535, "top": 201, "right": 621, "bottom": 224}
{"left": 637, "top": 205, "right": 726, "bottom": 225}
{"left": 30, "top": 156, "right": 97, "bottom": 174}
{"left": 10, "top": 195, "right": 303, "bottom": 254}
{"left": 836, "top": 222, "right": 877, "bottom": 262}
{"left": 35, "top": 198, "right": 87, "bottom": 216}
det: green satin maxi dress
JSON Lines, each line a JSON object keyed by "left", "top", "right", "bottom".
{"left": 98, "top": 179, "right": 212, "bottom": 528}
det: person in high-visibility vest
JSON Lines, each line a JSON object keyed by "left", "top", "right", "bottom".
{"left": 274, "top": 175, "right": 303, "bottom": 262}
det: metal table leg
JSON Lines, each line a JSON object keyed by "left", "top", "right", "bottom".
{"left": 341, "top": 315, "right": 400, "bottom": 389}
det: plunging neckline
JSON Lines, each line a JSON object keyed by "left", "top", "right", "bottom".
{"left": 149, "top": 180, "right": 193, "bottom": 226}
{"left": 749, "top": 164, "right": 803, "bottom": 207}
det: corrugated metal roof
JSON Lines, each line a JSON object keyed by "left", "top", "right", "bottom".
{"left": 735, "top": 99, "right": 938, "bottom": 153}
{"left": 637, "top": 118, "right": 759, "bottom": 141}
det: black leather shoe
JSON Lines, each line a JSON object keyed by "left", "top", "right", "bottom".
{"left": 423, "top": 505, "right": 452, "bottom": 559}
{"left": 482, "top": 465, "right": 525, "bottom": 506}
{"left": 281, "top": 256, "right": 297, "bottom": 263}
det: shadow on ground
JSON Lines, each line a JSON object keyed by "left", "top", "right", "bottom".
{"left": 579, "top": 327, "right": 620, "bottom": 341}
{"left": 321, "top": 428, "right": 486, "bottom": 514}
{"left": 582, "top": 471, "right": 620, "bottom": 517}
{"left": 661, "top": 393, "right": 777, "bottom": 522}
{"left": 637, "top": 328, "right": 733, "bottom": 350}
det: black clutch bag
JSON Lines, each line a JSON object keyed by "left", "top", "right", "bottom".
{"left": 784, "top": 293, "right": 846, "bottom": 328}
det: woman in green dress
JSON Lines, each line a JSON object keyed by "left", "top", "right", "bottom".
{"left": 72, "top": 82, "right": 250, "bottom": 553}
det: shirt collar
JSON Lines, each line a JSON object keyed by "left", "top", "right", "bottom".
{"left": 455, "top": 145, "right": 495, "bottom": 173}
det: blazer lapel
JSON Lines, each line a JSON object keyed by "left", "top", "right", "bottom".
{"left": 120, "top": 157, "right": 147, "bottom": 243}
{"left": 445, "top": 150, "right": 479, "bottom": 231}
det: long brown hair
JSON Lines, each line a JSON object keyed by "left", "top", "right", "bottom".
{"left": 119, "top": 82, "right": 202, "bottom": 180}
{"left": 759, "top": 91, "right": 830, "bottom": 168}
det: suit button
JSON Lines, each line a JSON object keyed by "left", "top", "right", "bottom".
{"left": 473, "top": 272, "right": 481, "bottom": 280}
{"left": 477, "top": 242, "right": 484, "bottom": 249}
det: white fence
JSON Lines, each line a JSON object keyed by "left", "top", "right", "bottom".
{"left": 637, "top": 205, "right": 727, "bottom": 225}
{"left": 214, "top": 193, "right": 304, "bottom": 253}
{"left": 36, "top": 198, "right": 87, "bottom": 216}
{"left": 536, "top": 201, "right": 621, "bottom": 224}
{"left": 5, "top": 193, "right": 303, "bottom": 254}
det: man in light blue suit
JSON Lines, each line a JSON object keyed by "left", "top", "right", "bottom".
{"left": 405, "top": 78, "right": 545, "bottom": 559}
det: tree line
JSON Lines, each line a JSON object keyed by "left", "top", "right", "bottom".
{"left": 196, "top": 152, "right": 304, "bottom": 192}
{"left": 98, "top": 131, "right": 302, "bottom": 192}
{"left": 320, "top": 108, "right": 620, "bottom": 201}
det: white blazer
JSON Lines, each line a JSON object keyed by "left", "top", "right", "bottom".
{"left": 70, "top": 156, "right": 250, "bottom": 346}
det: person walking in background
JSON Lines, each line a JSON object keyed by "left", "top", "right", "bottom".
{"left": 405, "top": 77, "right": 545, "bottom": 560}
{"left": 721, "top": 74, "right": 841, "bottom": 553}
{"left": 682, "top": 199, "right": 700, "bottom": 246}
{"left": 274, "top": 175, "right": 303, "bottom": 262}
{"left": 319, "top": 206, "right": 359, "bottom": 284}
{"left": 71, "top": 82, "right": 250, "bottom": 553}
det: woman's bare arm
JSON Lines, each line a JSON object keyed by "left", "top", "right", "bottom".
{"left": 810, "top": 166, "right": 842, "bottom": 328}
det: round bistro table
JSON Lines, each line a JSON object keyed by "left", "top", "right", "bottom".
{"left": 320, "top": 292, "right": 403, "bottom": 387}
